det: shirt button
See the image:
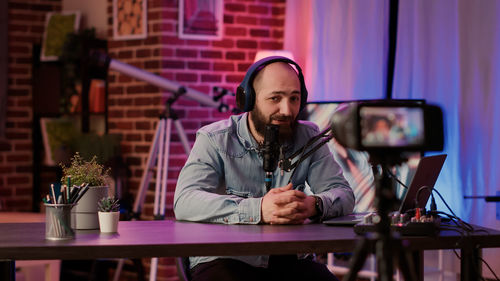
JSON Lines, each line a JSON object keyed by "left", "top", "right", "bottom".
{"left": 224, "top": 218, "right": 228, "bottom": 223}
{"left": 249, "top": 217, "right": 254, "bottom": 222}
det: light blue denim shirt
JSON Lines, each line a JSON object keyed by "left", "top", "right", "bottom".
{"left": 174, "top": 113, "right": 354, "bottom": 269}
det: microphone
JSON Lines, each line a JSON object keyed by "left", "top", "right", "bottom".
{"left": 263, "top": 124, "right": 280, "bottom": 192}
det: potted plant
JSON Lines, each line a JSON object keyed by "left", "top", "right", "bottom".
{"left": 97, "top": 196, "right": 120, "bottom": 233}
{"left": 61, "top": 152, "right": 110, "bottom": 230}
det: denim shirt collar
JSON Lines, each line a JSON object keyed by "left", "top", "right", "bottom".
{"left": 236, "top": 113, "right": 259, "bottom": 151}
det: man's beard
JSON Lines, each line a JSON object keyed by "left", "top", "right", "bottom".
{"left": 250, "top": 106, "right": 297, "bottom": 144}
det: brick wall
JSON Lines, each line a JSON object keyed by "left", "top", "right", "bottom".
{"left": 106, "top": 0, "right": 285, "bottom": 279}
{"left": 1, "top": 0, "right": 61, "bottom": 211}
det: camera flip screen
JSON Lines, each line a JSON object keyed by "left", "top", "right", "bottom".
{"left": 359, "top": 106, "right": 425, "bottom": 148}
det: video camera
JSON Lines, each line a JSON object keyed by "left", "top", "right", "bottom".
{"left": 330, "top": 100, "right": 444, "bottom": 153}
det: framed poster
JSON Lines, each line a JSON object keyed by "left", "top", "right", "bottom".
{"left": 113, "top": 0, "right": 148, "bottom": 40}
{"left": 40, "top": 11, "right": 81, "bottom": 61}
{"left": 178, "top": 0, "right": 223, "bottom": 40}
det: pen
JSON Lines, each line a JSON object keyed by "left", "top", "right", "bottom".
{"left": 50, "top": 184, "right": 57, "bottom": 205}
{"left": 73, "top": 183, "right": 90, "bottom": 204}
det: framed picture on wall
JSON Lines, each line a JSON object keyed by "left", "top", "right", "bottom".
{"left": 40, "top": 11, "right": 81, "bottom": 61}
{"left": 178, "top": 0, "right": 223, "bottom": 40}
{"left": 113, "top": 0, "right": 148, "bottom": 40}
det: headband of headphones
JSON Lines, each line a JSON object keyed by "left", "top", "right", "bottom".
{"left": 235, "top": 56, "right": 308, "bottom": 112}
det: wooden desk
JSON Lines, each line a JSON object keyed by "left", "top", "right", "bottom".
{"left": 1, "top": 220, "right": 499, "bottom": 281}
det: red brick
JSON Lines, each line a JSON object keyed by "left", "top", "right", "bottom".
{"left": 127, "top": 85, "right": 145, "bottom": 94}
{"left": 109, "top": 86, "right": 124, "bottom": 95}
{"left": 224, "top": 14, "right": 234, "bottom": 24}
{"left": 6, "top": 154, "right": 30, "bottom": 162}
{"left": 30, "top": 3, "right": 54, "bottom": 12}
{"left": 249, "top": 5, "right": 269, "bottom": 14}
{"left": 16, "top": 165, "right": 32, "bottom": 173}
{"left": 176, "top": 49, "right": 198, "bottom": 58}
{"left": 118, "top": 75, "right": 132, "bottom": 83}
{"left": 162, "top": 60, "right": 185, "bottom": 69}
{"left": 236, "top": 16, "right": 258, "bottom": 25}
{"left": 8, "top": 24, "right": 29, "bottom": 32}
{"left": 260, "top": 18, "right": 284, "bottom": 27}
{"left": 188, "top": 61, "right": 210, "bottom": 70}
{"left": 108, "top": 110, "right": 124, "bottom": 118}
{"left": 144, "top": 85, "right": 160, "bottom": 93}
{"left": 118, "top": 50, "right": 133, "bottom": 59}
{"left": 187, "top": 110, "right": 210, "bottom": 119}
{"left": 113, "top": 122, "right": 133, "bottom": 130}
{"left": 250, "top": 29, "right": 270, "bottom": 37}
{"left": 212, "top": 39, "right": 234, "bottom": 48}
{"left": 175, "top": 73, "right": 198, "bottom": 83}
{"left": 272, "top": 30, "right": 284, "bottom": 38}
{"left": 236, "top": 40, "right": 257, "bottom": 49}
{"left": 136, "top": 49, "right": 152, "bottom": 58}
{"left": 125, "top": 134, "right": 142, "bottom": 141}
{"left": 135, "top": 121, "right": 151, "bottom": 130}
{"left": 225, "top": 3, "right": 246, "bottom": 12}
{"left": 135, "top": 145, "right": 150, "bottom": 153}
{"left": 126, "top": 109, "right": 142, "bottom": 118}
{"left": 0, "top": 142, "right": 12, "bottom": 151}
{"left": 225, "top": 27, "right": 246, "bottom": 37}
{"left": 135, "top": 97, "right": 155, "bottom": 106}
{"left": 5, "top": 132, "right": 30, "bottom": 140}
{"left": 226, "top": 74, "right": 245, "bottom": 83}
{"left": 238, "top": 63, "right": 252, "bottom": 72}
{"left": 145, "top": 37, "right": 160, "bottom": 45}
{"left": 117, "top": 98, "right": 133, "bottom": 106}
{"left": 214, "top": 63, "right": 234, "bottom": 72}
{"left": 8, "top": 89, "right": 29, "bottom": 96}
{"left": 226, "top": 52, "right": 245, "bottom": 60}
{"left": 7, "top": 110, "right": 29, "bottom": 118}
{"left": 145, "top": 60, "right": 160, "bottom": 69}
{"left": 200, "top": 50, "right": 222, "bottom": 59}
{"left": 259, "top": 41, "right": 283, "bottom": 49}
{"left": 201, "top": 74, "right": 222, "bottom": 83}
{"left": 272, "top": 6, "right": 286, "bottom": 15}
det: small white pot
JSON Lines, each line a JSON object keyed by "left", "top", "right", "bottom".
{"left": 98, "top": 211, "right": 120, "bottom": 233}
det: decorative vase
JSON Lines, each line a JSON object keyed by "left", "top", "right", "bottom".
{"left": 71, "top": 186, "right": 109, "bottom": 229}
{"left": 98, "top": 211, "right": 119, "bottom": 233}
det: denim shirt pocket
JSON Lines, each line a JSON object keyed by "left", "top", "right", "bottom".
{"left": 226, "top": 187, "right": 253, "bottom": 198}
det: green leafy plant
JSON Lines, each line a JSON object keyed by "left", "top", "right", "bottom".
{"left": 97, "top": 196, "right": 120, "bottom": 212}
{"left": 61, "top": 152, "right": 110, "bottom": 186}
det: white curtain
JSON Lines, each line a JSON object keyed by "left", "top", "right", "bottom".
{"left": 285, "top": 0, "right": 389, "bottom": 101}
{"left": 285, "top": 0, "right": 500, "bottom": 276}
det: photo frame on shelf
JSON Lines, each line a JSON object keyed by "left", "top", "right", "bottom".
{"left": 40, "top": 11, "right": 81, "bottom": 61}
{"left": 113, "top": 0, "right": 148, "bottom": 40}
{"left": 178, "top": 0, "right": 223, "bottom": 40}
{"left": 40, "top": 117, "right": 79, "bottom": 166}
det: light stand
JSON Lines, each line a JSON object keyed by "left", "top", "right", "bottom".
{"left": 91, "top": 53, "right": 233, "bottom": 281}
{"left": 342, "top": 154, "right": 418, "bottom": 281}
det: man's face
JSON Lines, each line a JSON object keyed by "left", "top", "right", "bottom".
{"left": 249, "top": 62, "right": 302, "bottom": 143}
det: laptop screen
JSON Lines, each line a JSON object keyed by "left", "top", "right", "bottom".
{"left": 299, "top": 101, "right": 423, "bottom": 212}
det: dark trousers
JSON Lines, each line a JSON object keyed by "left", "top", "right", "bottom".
{"left": 190, "top": 255, "right": 339, "bottom": 281}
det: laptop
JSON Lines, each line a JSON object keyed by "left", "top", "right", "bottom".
{"left": 323, "top": 154, "right": 447, "bottom": 226}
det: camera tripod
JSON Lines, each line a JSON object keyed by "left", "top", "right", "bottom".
{"left": 342, "top": 155, "right": 419, "bottom": 281}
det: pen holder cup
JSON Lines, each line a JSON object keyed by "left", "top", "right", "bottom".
{"left": 45, "top": 203, "right": 75, "bottom": 240}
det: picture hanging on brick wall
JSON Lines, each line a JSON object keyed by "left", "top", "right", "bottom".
{"left": 113, "top": 0, "right": 148, "bottom": 40}
{"left": 178, "top": 0, "right": 223, "bottom": 40}
{"left": 41, "top": 11, "right": 81, "bottom": 61}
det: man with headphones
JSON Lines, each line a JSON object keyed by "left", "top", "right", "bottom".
{"left": 174, "top": 56, "right": 354, "bottom": 281}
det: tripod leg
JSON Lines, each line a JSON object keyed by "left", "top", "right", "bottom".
{"left": 159, "top": 119, "right": 172, "bottom": 218}
{"left": 133, "top": 119, "right": 164, "bottom": 215}
{"left": 153, "top": 119, "right": 167, "bottom": 218}
{"left": 395, "top": 243, "right": 419, "bottom": 281}
{"left": 342, "top": 238, "right": 371, "bottom": 281}
{"left": 173, "top": 119, "right": 191, "bottom": 155}
{"left": 376, "top": 237, "right": 394, "bottom": 281}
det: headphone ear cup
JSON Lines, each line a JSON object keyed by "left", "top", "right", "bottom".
{"left": 236, "top": 86, "right": 248, "bottom": 112}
